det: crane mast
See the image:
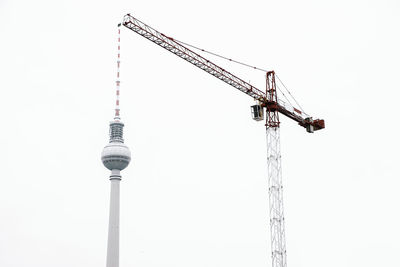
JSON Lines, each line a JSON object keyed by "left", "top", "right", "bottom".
{"left": 121, "top": 13, "right": 325, "bottom": 267}
{"left": 266, "top": 72, "right": 287, "bottom": 267}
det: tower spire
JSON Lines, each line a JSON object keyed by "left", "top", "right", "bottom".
{"left": 115, "top": 26, "right": 121, "bottom": 120}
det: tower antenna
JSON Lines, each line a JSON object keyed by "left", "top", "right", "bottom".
{"left": 115, "top": 26, "right": 121, "bottom": 120}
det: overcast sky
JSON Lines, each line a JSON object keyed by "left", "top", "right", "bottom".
{"left": 1, "top": 0, "right": 400, "bottom": 267}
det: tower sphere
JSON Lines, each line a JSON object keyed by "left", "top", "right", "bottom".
{"left": 101, "top": 141, "right": 131, "bottom": 171}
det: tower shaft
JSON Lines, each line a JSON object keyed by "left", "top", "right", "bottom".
{"left": 106, "top": 171, "right": 121, "bottom": 267}
{"left": 267, "top": 127, "right": 287, "bottom": 267}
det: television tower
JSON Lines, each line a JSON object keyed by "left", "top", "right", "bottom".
{"left": 101, "top": 25, "right": 131, "bottom": 267}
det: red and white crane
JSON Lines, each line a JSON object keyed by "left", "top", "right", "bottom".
{"left": 121, "top": 13, "right": 325, "bottom": 267}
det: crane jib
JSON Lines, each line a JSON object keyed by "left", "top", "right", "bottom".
{"left": 122, "top": 14, "right": 325, "bottom": 132}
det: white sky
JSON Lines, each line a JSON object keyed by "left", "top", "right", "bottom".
{"left": 1, "top": 0, "right": 399, "bottom": 266}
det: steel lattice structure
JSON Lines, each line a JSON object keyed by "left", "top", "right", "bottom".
{"left": 265, "top": 72, "right": 287, "bottom": 267}
{"left": 267, "top": 127, "right": 287, "bottom": 267}
{"left": 121, "top": 13, "right": 325, "bottom": 267}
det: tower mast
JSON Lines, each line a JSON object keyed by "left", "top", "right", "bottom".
{"left": 101, "top": 25, "right": 131, "bottom": 267}
{"left": 265, "top": 72, "right": 287, "bottom": 267}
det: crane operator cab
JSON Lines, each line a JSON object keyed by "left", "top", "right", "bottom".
{"left": 251, "top": 105, "right": 264, "bottom": 121}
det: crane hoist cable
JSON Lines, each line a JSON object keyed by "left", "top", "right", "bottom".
{"left": 174, "top": 38, "right": 306, "bottom": 114}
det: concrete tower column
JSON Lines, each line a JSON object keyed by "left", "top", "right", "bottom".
{"left": 106, "top": 170, "right": 121, "bottom": 267}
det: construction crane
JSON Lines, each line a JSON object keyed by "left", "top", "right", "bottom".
{"left": 121, "top": 13, "right": 325, "bottom": 267}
